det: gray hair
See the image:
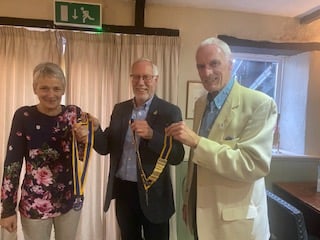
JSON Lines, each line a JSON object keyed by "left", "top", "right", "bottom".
{"left": 198, "top": 37, "right": 232, "bottom": 61}
{"left": 132, "top": 58, "right": 159, "bottom": 76}
{"left": 33, "top": 62, "right": 66, "bottom": 89}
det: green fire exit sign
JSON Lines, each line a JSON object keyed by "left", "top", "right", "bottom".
{"left": 54, "top": 0, "right": 102, "bottom": 29}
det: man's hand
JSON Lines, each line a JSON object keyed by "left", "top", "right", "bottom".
{"left": 130, "top": 120, "right": 153, "bottom": 140}
{"left": 165, "top": 121, "right": 200, "bottom": 148}
{"left": 0, "top": 215, "right": 17, "bottom": 233}
{"left": 87, "top": 114, "right": 100, "bottom": 131}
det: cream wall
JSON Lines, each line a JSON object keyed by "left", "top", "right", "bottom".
{"left": 306, "top": 51, "right": 320, "bottom": 155}
{"left": 281, "top": 53, "right": 309, "bottom": 154}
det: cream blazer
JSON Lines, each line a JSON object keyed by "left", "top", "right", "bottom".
{"left": 184, "top": 81, "right": 278, "bottom": 240}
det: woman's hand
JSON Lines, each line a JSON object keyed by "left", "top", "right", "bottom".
{"left": 73, "top": 113, "right": 101, "bottom": 143}
{"left": 0, "top": 214, "right": 17, "bottom": 233}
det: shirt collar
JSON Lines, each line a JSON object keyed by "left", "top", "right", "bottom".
{"left": 133, "top": 95, "right": 154, "bottom": 110}
{"left": 208, "top": 77, "right": 235, "bottom": 109}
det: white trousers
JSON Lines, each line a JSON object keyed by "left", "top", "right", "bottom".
{"left": 20, "top": 209, "right": 81, "bottom": 240}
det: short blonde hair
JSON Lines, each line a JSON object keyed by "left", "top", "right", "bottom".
{"left": 33, "top": 62, "right": 66, "bottom": 89}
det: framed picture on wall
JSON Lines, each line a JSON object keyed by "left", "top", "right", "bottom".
{"left": 186, "top": 80, "right": 206, "bottom": 119}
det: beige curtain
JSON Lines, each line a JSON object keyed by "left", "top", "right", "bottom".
{"left": 0, "top": 26, "right": 62, "bottom": 240}
{"left": 61, "top": 30, "right": 181, "bottom": 240}
{"left": 0, "top": 26, "right": 180, "bottom": 240}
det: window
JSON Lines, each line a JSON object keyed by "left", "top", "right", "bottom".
{"left": 232, "top": 53, "right": 284, "bottom": 109}
{"left": 219, "top": 34, "right": 320, "bottom": 156}
{"left": 232, "top": 53, "right": 284, "bottom": 154}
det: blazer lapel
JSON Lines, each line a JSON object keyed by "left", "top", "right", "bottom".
{"left": 120, "top": 100, "right": 134, "bottom": 144}
{"left": 193, "top": 95, "right": 207, "bottom": 133}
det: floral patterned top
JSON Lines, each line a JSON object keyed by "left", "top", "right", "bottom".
{"left": 1, "top": 105, "right": 82, "bottom": 219}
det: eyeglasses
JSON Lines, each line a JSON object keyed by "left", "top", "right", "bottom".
{"left": 130, "top": 74, "right": 156, "bottom": 82}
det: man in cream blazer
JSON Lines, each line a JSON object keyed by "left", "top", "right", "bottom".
{"left": 166, "top": 37, "right": 277, "bottom": 239}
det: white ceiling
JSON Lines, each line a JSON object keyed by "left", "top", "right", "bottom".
{"left": 146, "top": 0, "right": 320, "bottom": 18}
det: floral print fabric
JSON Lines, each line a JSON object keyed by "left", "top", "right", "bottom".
{"left": 1, "top": 105, "right": 81, "bottom": 219}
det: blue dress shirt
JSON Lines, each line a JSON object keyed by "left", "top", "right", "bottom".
{"left": 116, "top": 97, "right": 153, "bottom": 182}
{"left": 199, "top": 78, "right": 235, "bottom": 137}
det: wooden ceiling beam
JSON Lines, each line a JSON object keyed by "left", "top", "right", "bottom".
{"left": 299, "top": 8, "right": 320, "bottom": 24}
{"left": 135, "top": 0, "right": 145, "bottom": 28}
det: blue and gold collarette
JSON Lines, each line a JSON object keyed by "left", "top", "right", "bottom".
{"left": 72, "top": 114, "right": 94, "bottom": 211}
